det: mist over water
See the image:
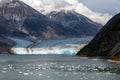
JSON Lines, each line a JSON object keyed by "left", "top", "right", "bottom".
{"left": 0, "top": 55, "right": 120, "bottom": 80}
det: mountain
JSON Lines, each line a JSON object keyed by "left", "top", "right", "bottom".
{"left": 0, "top": 0, "right": 49, "bottom": 40}
{"left": 0, "top": 0, "right": 101, "bottom": 40}
{"left": 47, "top": 10, "right": 102, "bottom": 36}
{"left": 0, "top": 0, "right": 101, "bottom": 54}
{"left": 77, "top": 13, "right": 120, "bottom": 60}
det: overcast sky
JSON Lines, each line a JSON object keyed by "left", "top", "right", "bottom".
{"left": 20, "top": 0, "right": 120, "bottom": 25}
{"left": 80, "top": 0, "right": 120, "bottom": 15}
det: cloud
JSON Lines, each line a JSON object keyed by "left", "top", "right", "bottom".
{"left": 79, "top": 0, "right": 120, "bottom": 15}
{"left": 21, "top": 0, "right": 112, "bottom": 25}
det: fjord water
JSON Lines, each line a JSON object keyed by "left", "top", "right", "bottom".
{"left": 0, "top": 55, "right": 120, "bottom": 80}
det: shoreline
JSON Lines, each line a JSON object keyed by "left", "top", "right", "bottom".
{"left": 77, "top": 55, "right": 120, "bottom": 63}
{"left": 0, "top": 54, "right": 120, "bottom": 64}
{"left": 108, "top": 60, "right": 120, "bottom": 64}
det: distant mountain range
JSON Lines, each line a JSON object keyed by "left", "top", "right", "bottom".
{"left": 0, "top": 0, "right": 101, "bottom": 54}
{"left": 47, "top": 10, "right": 102, "bottom": 36}
{"left": 77, "top": 13, "right": 120, "bottom": 60}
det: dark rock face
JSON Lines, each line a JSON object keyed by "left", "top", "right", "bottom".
{"left": 77, "top": 13, "right": 120, "bottom": 58}
{"left": 47, "top": 10, "right": 102, "bottom": 37}
{"left": 0, "top": 35, "right": 15, "bottom": 54}
{"left": 0, "top": 0, "right": 47, "bottom": 39}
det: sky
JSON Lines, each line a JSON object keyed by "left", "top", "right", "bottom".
{"left": 19, "top": 0, "right": 120, "bottom": 25}
{"left": 80, "top": 0, "right": 120, "bottom": 15}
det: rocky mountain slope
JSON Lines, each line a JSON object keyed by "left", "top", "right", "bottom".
{"left": 77, "top": 13, "right": 120, "bottom": 60}
{"left": 47, "top": 10, "right": 102, "bottom": 36}
{"left": 0, "top": 0, "right": 49, "bottom": 40}
{"left": 0, "top": 0, "right": 101, "bottom": 40}
{"left": 0, "top": 35, "right": 14, "bottom": 54}
{"left": 0, "top": 0, "right": 101, "bottom": 54}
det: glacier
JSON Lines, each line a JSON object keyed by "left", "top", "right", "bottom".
{"left": 11, "top": 37, "right": 93, "bottom": 55}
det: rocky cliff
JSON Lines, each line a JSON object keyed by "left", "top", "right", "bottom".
{"left": 77, "top": 13, "right": 120, "bottom": 60}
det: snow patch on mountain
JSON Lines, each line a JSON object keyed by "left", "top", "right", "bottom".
{"left": 21, "top": 0, "right": 112, "bottom": 24}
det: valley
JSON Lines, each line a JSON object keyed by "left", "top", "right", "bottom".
{"left": 0, "top": 0, "right": 120, "bottom": 80}
{"left": 0, "top": 0, "right": 100, "bottom": 55}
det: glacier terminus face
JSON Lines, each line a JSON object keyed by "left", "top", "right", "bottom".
{"left": 11, "top": 37, "right": 93, "bottom": 55}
